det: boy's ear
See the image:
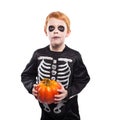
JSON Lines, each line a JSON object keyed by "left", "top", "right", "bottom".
{"left": 45, "top": 33, "right": 48, "bottom": 36}
{"left": 44, "top": 28, "right": 48, "bottom": 36}
{"left": 66, "top": 31, "right": 71, "bottom": 37}
{"left": 45, "top": 31, "right": 48, "bottom": 36}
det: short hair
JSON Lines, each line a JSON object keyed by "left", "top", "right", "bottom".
{"left": 44, "top": 11, "right": 71, "bottom": 33}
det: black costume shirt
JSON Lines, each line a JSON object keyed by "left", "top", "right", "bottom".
{"left": 21, "top": 45, "right": 90, "bottom": 120}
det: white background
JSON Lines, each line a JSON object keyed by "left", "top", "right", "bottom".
{"left": 0, "top": 0, "right": 120, "bottom": 120}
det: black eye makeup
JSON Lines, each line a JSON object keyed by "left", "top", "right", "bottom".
{"left": 58, "top": 25, "right": 65, "bottom": 32}
{"left": 48, "top": 26, "right": 55, "bottom": 32}
{"left": 48, "top": 25, "right": 65, "bottom": 32}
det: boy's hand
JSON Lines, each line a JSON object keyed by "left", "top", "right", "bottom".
{"left": 32, "top": 84, "right": 38, "bottom": 98}
{"left": 32, "top": 83, "right": 68, "bottom": 104}
{"left": 32, "top": 84, "right": 43, "bottom": 103}
{"left": 54, "top": 83, "right": 68, "bottom": 103}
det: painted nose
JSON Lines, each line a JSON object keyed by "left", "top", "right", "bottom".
{"left": 53, "top": 28, "right": 59, "bottom": 34}
{"left": 54, "top": 31, "right": 58, "bottom": 34}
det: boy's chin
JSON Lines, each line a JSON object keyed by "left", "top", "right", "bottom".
{"left": 51, "top": 43, "right": 61, "bottom": 48}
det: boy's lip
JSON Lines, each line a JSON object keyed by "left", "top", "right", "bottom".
{"left": 52, "top": 36, "right": 61, "bottom": 39}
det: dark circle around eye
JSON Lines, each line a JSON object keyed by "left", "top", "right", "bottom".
{"left": 48, "top": 25, "right": 55, "bottom": 32}
{"left": 58, "top": 25, "right": 65, "bottom": 32}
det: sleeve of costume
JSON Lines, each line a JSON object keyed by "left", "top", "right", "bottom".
{"left": 21, "top": 51, "right": 38, "bottom": 94}
{"left": 67, "top": 52, "right": 90, "bottom": 99}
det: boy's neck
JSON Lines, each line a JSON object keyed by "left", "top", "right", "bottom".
{"left": 50, "top": 44, "right": 65, "bottom": 52}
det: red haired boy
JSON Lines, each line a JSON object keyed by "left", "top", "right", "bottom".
{"left": 21, "top": 11, "right": 90, "bottom": 120}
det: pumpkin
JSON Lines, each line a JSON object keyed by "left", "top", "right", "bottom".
{"left": 36, "top": 78, "right": 61, "bottom": 104}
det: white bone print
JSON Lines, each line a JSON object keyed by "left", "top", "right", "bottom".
{"left": 53, "top": 102, "right": 64, "bottom": 114}
{"left": 38, "top": 56, "right": 53, "bottom": 81}
{"left": 37, "top": 56, "right": 72, "bottom": 113}
{"left": 43, "top": 103, "right": 51, "bottom": 112}
{"left": 57, "top": 58, "right": 72, "bottom": 89}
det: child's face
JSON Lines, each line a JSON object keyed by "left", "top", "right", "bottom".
{"left": 46, "top": 18, "right": 70, "bottom": 48}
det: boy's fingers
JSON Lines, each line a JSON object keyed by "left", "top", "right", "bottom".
{"left": 32, "top": 84, "right": 38, "bottom": 97}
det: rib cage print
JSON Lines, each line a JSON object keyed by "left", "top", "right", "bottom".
{"left": 37, "top": 56, "right": 72, "bottom": 89}
{"left": 57, "top": 58, "right": 72, "bottom": 88}
{"left": 38, "top": 56, "right": 52, "bottom": 80}
{"left": 37, "top": 56, "right": 72, "bottom": 114}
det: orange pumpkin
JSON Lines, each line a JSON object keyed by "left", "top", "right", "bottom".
{"left": 36, "top": 78, "right": 61, "bottom": 104}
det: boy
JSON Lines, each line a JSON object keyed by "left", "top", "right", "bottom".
{"left": 21, "top": 11, "right": 90, "bottom": 120}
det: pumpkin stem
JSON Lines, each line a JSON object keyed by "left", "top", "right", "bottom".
{"left": 44, "top": 78, "right": 51, "bottom": 86}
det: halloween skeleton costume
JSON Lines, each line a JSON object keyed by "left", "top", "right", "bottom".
{"left": 21, "top": 45, "right": 90, "bottom": 120}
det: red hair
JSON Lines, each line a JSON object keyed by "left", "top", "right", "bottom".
{"left": 44, "top": 11, "right": 71, "bottom": 33}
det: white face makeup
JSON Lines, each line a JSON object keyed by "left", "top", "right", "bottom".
{"left": 46, "top": 18, "right": 70, "bottom": 51}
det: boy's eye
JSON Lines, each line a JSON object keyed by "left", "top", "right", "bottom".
{"left": 48, "top": 26, "right": 55, "bottom": 32}
{"left": 48, "top": 25, "right": 65, "bottom": 32}
{"left": 58, "top": 25, "right": 65, "bottom": 32}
